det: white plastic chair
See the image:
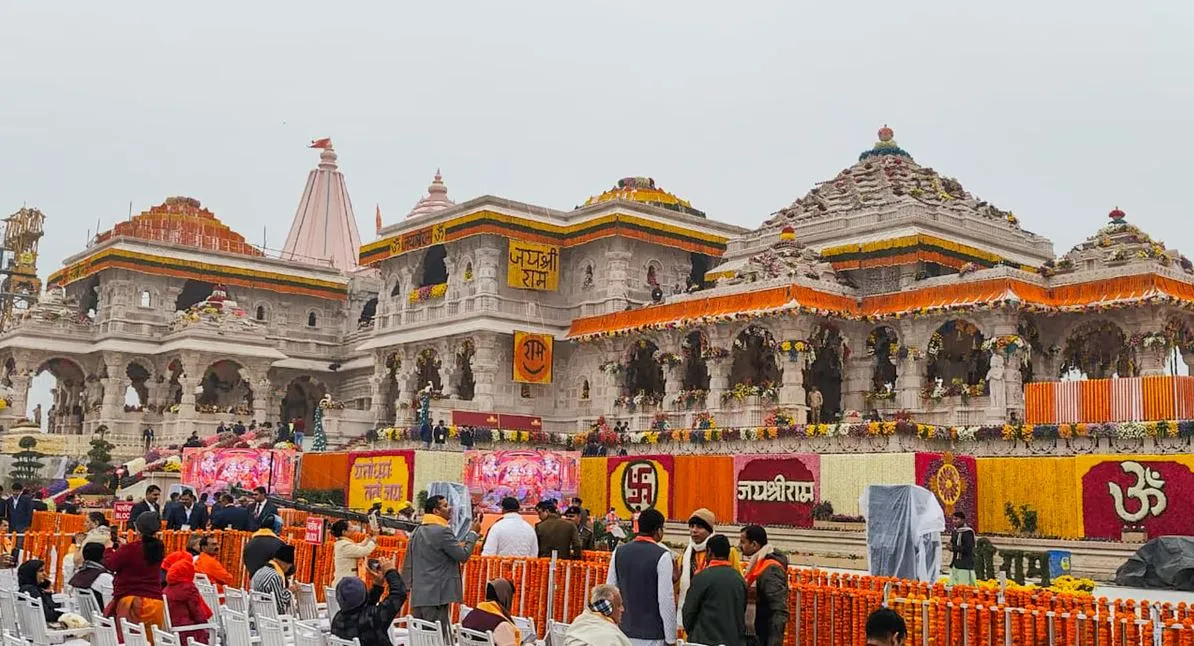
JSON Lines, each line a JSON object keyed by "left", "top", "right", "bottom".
{"left": 120, "top": 619, "right": 150, "bottom": 646}
{"left": 404, "top": 616, "right": 449, "bottom": 646}
{"left": 151, "top": 625, "right": 181, "bottom": 646}
{"left": 257, "top": 615, "right": 289, "bottom": 646}
{"left": 4, "top": 633, "right": 25, "bottom": 646}
{"left": 223, "top": 609, "right": 254, "bottom": 646}
{"left": 224, "top": 587, "right": 249, "bottom": 615}
{"left": 194, "top": 580, "right": 224, "bottom": 633}
{"left": 161, "top": 594, "right": 219, "bottom": 646}
{"left": 455, "top": 626, "right": 495, "bottom": 646}
{"left": 546, "top": 619, "right": 570, "bottom": 646}
{"left": 323, "top": 586, "right": 339, "bottom": 622}
{"left": 251, "top": 590, "right": 283, "bottom": 620}
{"left": 512, "top": 616, "right": 536, "bottom": 643}
{"left": 93, "top": 617, "right": 121, "bottom": 646}
{"left": 22, "top": 596, "right": 91, "bottom": 646}
{"left": 0, "top": 589, "right": 21, "bottom": 639}
{"left": 678, "top": 641, "right": 713, "bottom": 646}
{"left": 70, "top": 587, "right": 102, "bottom": 624}
{"left": 327, "top": 636, "right": 360, "bottom": 646}
{"left": 295, "top": 583, "right": 319, "bottom": 621}
{"left": 293, "top": 620, "right": 326, "bottom": 646}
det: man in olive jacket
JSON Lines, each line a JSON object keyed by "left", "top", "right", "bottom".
{"left": 401, "top": 495, "right": 481, "bottom": 639}
{"left": 682, "top": 534, "right": 747, "bottom": 646}
{"left": 740, "top": 525, "right": 790, "bottom": 646}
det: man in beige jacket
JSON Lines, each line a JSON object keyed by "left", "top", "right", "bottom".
{"left": 331, "top": 519, "right": 376, "bottom": 586}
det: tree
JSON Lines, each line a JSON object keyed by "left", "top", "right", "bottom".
{"left": 311, "top": 403, "right": 327, "bottom": 452}
{"left": 11, "top": 435, "right": 46, "bottom": 488}
{"left": 86, "top": 432, "right": 116, "bottom": 493}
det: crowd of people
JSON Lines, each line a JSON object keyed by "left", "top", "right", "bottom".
{"left": 0, "top": 476, "right": 975, "bottom": 646}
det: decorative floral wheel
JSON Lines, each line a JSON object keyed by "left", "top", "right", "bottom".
{"left": 931, "top": 461, "right": 965, "bottom": 513}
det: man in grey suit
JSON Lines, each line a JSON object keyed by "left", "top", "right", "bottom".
{"left": 401, "top": 494, "right": 482, "bottom": 639}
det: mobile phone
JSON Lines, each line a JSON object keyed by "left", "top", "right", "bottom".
{"left": 367, "top": 559, "right": 381, "bottom": 572}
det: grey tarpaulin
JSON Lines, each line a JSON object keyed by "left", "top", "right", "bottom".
{"left": 1115, "top": 537, "right": 1194, "bottom": 590}
{"left": 428, "top": 481, "right": 473, "bottom": 542}
{"left": 861, "top": 484, "right": 945, "bottom": 583}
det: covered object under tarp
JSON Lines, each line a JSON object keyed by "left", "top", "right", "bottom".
{"left": 1115, "top": 537, "right": 1194, "bottom": 591}
{"left": 861, "top": 484, "right": 945, "bottom": 583}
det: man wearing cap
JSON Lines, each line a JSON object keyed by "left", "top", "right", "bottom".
{"left": 250, "top": 542, "right": 299, "bottom": 615}
{"left": 676, "top": 508, "right": 740, "bottom": 632}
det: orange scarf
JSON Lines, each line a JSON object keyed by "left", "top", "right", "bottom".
{"left": 744, "top": 556, "right": 781, "bottom": 586}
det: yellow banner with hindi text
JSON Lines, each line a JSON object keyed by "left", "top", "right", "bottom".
{"left": 506, "top": 239, "right": 560, "bottom": 291}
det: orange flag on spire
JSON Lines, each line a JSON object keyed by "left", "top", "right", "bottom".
{"left": 375, "top": 204, "right": 383, "bottom": 235}
{"left": 309, "top": 137, "right": 332, "bottom": 149}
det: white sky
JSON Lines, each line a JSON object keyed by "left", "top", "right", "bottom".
{"left": 1, "top": 1, "right": 1192, "bottom": 422}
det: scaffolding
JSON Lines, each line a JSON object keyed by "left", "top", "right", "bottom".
{"left": 0, "top": 207, "right": 45, "bottom": 330}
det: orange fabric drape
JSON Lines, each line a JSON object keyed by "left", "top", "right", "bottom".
{"left": 298, "top": 452, "right": 350, "bottom": 491}
{"left": 1143, "top": 375, "right": 1177, "bottom": 421}
{"left": 671, "top": 456, "right": 735, "bottom": 523}
{"left": 1080, "top": 380, "right": 1112, "bottom": 423}
{"left": 1024, "top": 382, "right": 1055, "bottom": 425}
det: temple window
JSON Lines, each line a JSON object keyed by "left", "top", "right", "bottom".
{"left": 624, "top": 339, "right": 665, "bottom": 407}
{"left": 307, "top": 311, "right": 318, "bottom": 328}
{"left": 420, "top": 245, "right": 449, "bottom": 287}
{"left": 416, "top": 349, "right": 443, "bottom": 393}
{"left": 926, "top": 320, "right": 989, "bottom": 394}
{"left": 729, "top": 325, "right": 781, "bottom": 398}
{"left": 681, "top": 331, "right": 710, "bottom": 393}
{"left": 582, "top": 263, "right": 594, "bottom": 288}
{"left": 1060, "top": 320, "right": 1133, "bottom": 379}
{"left": 139, "top": 290, "right": 152, "bottom": 308}
{"left": 255, "top": 305, "right": 267, "bottom": 321}
{"left": 390, "top": 279, "right": 402, "bottom": 298}
{"left": 456, "top": 340, "right": 476, "bottom": 401}
{"left": 646, "top": 264, "right": 659, "bottom": 287}
{"left": 580, "top": 379, "right": 590, "bottom": 400}
{"left": 865, "top": 326, "right": 899, "bottom": 398}
{"left": 806, "top": 324, "right": 845, "bottom": 419}
{"left": 688, "top": 253, "right": 711, "bottom": 291}
{"left": 175, "top": 280, "right": 215, "bottom": 312}
{"left": 358, "top": 298, "right": 378, "bottom": 328}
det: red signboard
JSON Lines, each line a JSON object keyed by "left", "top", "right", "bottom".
{"left": 449, "top": 411, "right": 542, "bottom": 431}
{"left": 734, "top": 455, "right": 820, "bottom": 528}
{"left": 499, "top": 414, "right": 542, "bottom": 432}
{"left": 113, "top": 501, "right": 134, "bottom": 523}
{"left": 304, "top": 517, "right": 325, "bottom": 544}
{"left": 1082, "top": 459, "right": 1194, "bottom": 540}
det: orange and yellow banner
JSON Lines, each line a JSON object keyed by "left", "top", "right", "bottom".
{"left": 506, "top": 239, "right": 560, "bottom": 291}
{"left": 607, "top": 455, "right": 673, "bottom": 520}
{"left": 512, "top": 331, "right": 553, "bottom": 384}
{"left": 346, "top": 450, "right": 414, "bottom": 511}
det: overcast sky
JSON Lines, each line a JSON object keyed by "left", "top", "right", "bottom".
{"left": 2, "top": 1, "right": 1191, "bottom": 421}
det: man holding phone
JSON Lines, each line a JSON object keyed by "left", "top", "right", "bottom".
{"left": 401, "top": 495, "right": 482, "bottom": 641}
{"left": 331, "top": 519, "right": 376, "bottom": 586}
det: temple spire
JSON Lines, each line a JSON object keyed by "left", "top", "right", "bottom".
{"left": 282, "top": 139, "right": 363, "bottom": 272}
{"left": 406, "top": 169, "right": 455, "bottom": 219}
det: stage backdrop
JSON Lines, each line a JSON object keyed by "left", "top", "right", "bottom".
{"left": 975, "top": 457, "right": 1081, "bottom": 538}
{"left": 1076, "top": 454, "right": 1194, "bottom": 540}
{"left": 181, "top": 448, "right": 299, "bottom": 497}
{"left": 819, "top": 453, "right": 916, "bottom": 517}
{"left": 607, "top": 455, "right": 674, "bottom": 520}
{"left": 673, "top": 456, "right": 735, "bottom": 524}
{"left": 463, "top": 449, "right": 580, "bottom": 508}
{"left": 346, "top": 450, "right": 415, "bottom": 511}
{"left": 916, "top": 452, "right": 979, "bottom": 532}
{"left": 733, "top": 454, "right": 820, "bottom": 528}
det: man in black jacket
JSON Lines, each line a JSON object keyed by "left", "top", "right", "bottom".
{"left": 165, "top": 489, "right": 209, "bottom": 530}
{"left": 330, "top": 557, "right": 407, "bottom": 646}
{"left": 740, "top": 525, "right": 790, "bottom": 646}
{"left": 129, "top": 485, "right": 162, "bottom": 523}
{"left": 249, "top": 486, "right": 279, "bottom": 530}
{"left": 948, "top": 511, "right": 977, "bottom": 586}
{"left": 210, "top": 494, "right": 253, "bottom": 531}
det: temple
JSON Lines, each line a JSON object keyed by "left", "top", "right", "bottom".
{"left": 3, "top": 127, "right": 1194, "bottom": 459}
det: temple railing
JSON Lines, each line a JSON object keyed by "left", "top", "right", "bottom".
{"left": 1025, "top": 375, "right": 1194, "bottom": 424}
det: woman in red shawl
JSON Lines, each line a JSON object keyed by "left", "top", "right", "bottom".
{"left": 104, "top": 513, "right": 167, "bottom": 642}
{"left": 164, "top": 558, "right": 213, "bottom": 645}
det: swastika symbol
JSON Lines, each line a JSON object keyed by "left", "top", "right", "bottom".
{"left": 622, "top": 461, "right": 658, "bottom": 509}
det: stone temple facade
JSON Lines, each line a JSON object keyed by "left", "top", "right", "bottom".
{"left": 5, "top": 128, "right": 1194, "bottom": 459}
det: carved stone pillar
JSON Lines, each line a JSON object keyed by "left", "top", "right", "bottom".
{"left": 663, "top": 361, "right": 683, "bottom": 410}
{"left": 471, "top": 339, "right": 499, "bottom": 411}
{"left": 706, "top": 360, "right": 731, "bottom": 412}
{"left": 841, "top": 356, "right": 872, "bottom": 415}
{"left": 897, "top": 356, "right": 925, "bottom": 411}
{"left": 604, "top": 250, "right": 634, "bottom": 307}
{"left": 778, "top": 355, "right": 808, "bottom": 424}
{"left": 5, "top": 374, "right": 30, "bottom": 421}
{"left": 442, "top": 363, "right": 459, "bottom": 400}
{"left": 251, "top": 374, "right": 272, "bottom": 423}
{"left": 474, "top": 248, "right": 502, "bottom": 295}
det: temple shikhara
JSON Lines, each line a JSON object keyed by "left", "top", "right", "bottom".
{"left": 2, "top": 127, "right": 1194, "bottom": 459}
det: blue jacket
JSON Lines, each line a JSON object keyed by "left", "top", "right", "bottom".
{"left": 210, "top": 506, "right": 253, "bottom": 532}
{"left": 5, "top": 494, "right": 33, "bottom": 532}
{"left": 164, "top": 503, "right": 209, "bottom": 530}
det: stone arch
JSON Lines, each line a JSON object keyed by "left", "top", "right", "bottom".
{"left": 578, "top": 257, "right": 595, "bottom": 289}
{"left": 927, "top": 319, "right": 989, "bottom": 387}
{"left": 254, "top": 304, "right": 267, "bottom": 322}
{"left": 280, "top": 375, "right": 327, "bottom": 435}
{"left": 415, "top": 348, "right": 443, "bottom": 393}
{"left": 33, "top": 357, "right": 87, "bottom": 434}
{"left": 358, "top": 298, "right": 378, "bottom": 328}
{"left": 866, "top": 325, "right": 900, "bottom": 393}
{"left": 307, "top": 310, "right": 319, "bottom": 328}
{"left": 125, "top": 360, "right": 152, "bottom": 410}
{"left": 730, "top": 324, "right": 780, "bottom": 390}
{"left": 624, "top": 338, "right": 665, "bottom": 399}
{"left": 806, "top": 323, "right": 845, "bottom": 419}
{"left": 197, "top": 359, "right": 253, "bottom": 411}
{"left": 79, "top": 276, "right": 100, "bottom": 320}
{"left": 419, "top": 245, "right": 449, "bottom": 287}
{"left": 454, "top": 339, "right": 476, "bottom": 401}
{"left": 138, "top": 289, "right": 152, "bottom": 308}
{"left": 390, "top": 277, "right": 403, "bottom": 298}
{"left": 681, "top": 330, "right": 710, "bottom": 391}
{"left": 644, "top": 259, "right": 663, "bottom": 288}
{"left": 1060, "top": 319, "right": 1133, "bottom": 379}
